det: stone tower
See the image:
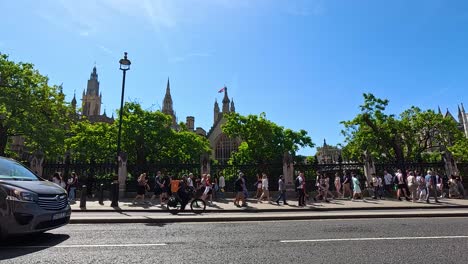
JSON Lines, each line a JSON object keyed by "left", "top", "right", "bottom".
{"left": 222, "top": 87, "right": 230, "bottom": 114}
{"left": 71, "top": 92, "right": 77, "bottom": 111}
{"left": 186, "top": 116, "right": 195, "bottom": 131}
{"left": 230, "top": 98, "right": 236, "bottom": 113}
{"left": 82, "top": 66, "right": 102, "bottom": 117}
{"left": 459, "top": 104, "right": 468, "bottom": 137}
{"left": 162, "top": 78, "right": 177, "bottom": 128}
{"left": 213, "top": 100, "right": 220, "bottom": 124}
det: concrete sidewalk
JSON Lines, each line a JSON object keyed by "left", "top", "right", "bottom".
{"left": 71, "top": 197, "right": 468, "bottom": 213}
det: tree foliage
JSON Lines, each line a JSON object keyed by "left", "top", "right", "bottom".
{"left": 65, "top": 120, "right": 116, "bottom": 162}
{"left": 0, "top": 54, "right": 72, "bottom": 157}
{"left": 449, "top": 137, "right": 468, "bottom": 162}
{"left": 222, "top": 112, "right": 314, "bottom": 165}
{"left": 65, "top": 102, "right": 211, "bottom": 165}
{"left": 341, "top": 93, "right": 464, "bottom": 166}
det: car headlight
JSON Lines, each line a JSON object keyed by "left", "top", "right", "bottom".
{"left": 6, "top": 187, "right": 38, "bottom": 202}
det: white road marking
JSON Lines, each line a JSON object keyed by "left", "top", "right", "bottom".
{"left": 0, "top": 243, "right": 167, "bottom": 249}
{"left": 280, "top": 236, "right": 468, "bottom": 243}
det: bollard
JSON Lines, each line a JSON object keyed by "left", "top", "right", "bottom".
{"left": 110, "top": 182, "right": 119, "bottom": 207}
{"left": 98, "top": 184, "right": 104, "bottom": 205}
{"left": 80, "top": 185, "right": 87, "bottom": 209}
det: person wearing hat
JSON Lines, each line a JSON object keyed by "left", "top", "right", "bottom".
{"left": 275, "top": 175, "right": 288, "bottom": 205}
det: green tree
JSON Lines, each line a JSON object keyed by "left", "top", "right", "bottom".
{"left": 118, "top": 102, "right": 211, "bottom": 165}
{"left": 449, "top": 137, "right": 468, "bottom": 162}
{"left": 65, "top": 120, "right": 116, "bottom": 162}
{"left": 0, "top": 54, "right": 72, "bottom": 157}
{"left": 341, "top": 93, "right": 464, "bottom": 168}
{"left": 222, "top": 112, "right": 314, "bottom": 165}
{"left": 119, "top": 102, "right": 173, "bottom": 165}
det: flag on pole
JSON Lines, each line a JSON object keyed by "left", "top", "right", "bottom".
{"left": 218, "top": 86, "right": 226, "bottom": 93}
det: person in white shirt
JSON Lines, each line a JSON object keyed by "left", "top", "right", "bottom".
{"left": 371, "top": 173, "right": 383, "bottom": 199}
{"left": 296, "top": 172, "right": 306, "bottom": 206}
{"left": 257, "top": 173, "right": 270, "bottom": 203}
{"left": 383, "top": 170, "right": 393, "bottom": 197}
{"left": 218, "top": 173, "right": 226, "bottom": 199}
{"left": 407, "top": 171, "right": 417, "bottom": 202}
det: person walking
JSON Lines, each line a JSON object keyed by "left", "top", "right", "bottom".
{"left": 234, "top": 173, "right": 246, "bottom": 207}
{"left": 150, "top": 171, "right": 163, "bottom": 205}
{"left": 334, "top": 173, "right": 342, "bottom": 198}
{"left": 255, "top": 174, "right": 263, "bottom": 199}
{"left": 383, "top": 170, "right": 393, "bottom": 197}
{"left": 67, "top": 172, "right": 78, "bottom": 203}
{"left": 218, "top": 173, "right": 226, "bottom": 199}
{"left": 351, "top": 173, "right": 362, "bottom": 200}
{"left": 425, "top": 170, "right": 439, "bottom": 203}
{"left": 417, "top": 173, "right": 427, "bottom": 202}
{"left": 275, "top": 175, "right": 288, "bottom": 205}
{"left": 320, "top": 174, "right": 331, "bottom": 202}
{"left": 296, "top": 172, "right": 306, "bottom": 206}
{"left": 371, "top": 173, "right": 382, "bottom": 199}
{"left": 133, "top": 173, "right": 149, "bottom": 205}
{"left": 257, "top": 173, "right": 270, "bottom": 203}
{"left": 342, "top": 171, "right": 352, "bottom": 199}
{"left": 407, "top": 171, "right": 418, "bottom": 202}
{"left": 395, "top": 170, "right": 410, "bottom": 201}
{"left": 187, "top": 173, "right": 195, "bottom": 191}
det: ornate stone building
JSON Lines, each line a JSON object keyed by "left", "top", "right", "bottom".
{"left": 161, "top": 82, "right": 240, "bottom": 163}
{"left": 315, "top": 139, "right": 342, "bottom": 164}
{"left": 206, "top": 87, "right": 240, "bottom": 163}
{"left": 80, "top": 66, "right": 113, "bottom": 123}
{"left": 457, "top": 104, "right": 468, "bottom": 138}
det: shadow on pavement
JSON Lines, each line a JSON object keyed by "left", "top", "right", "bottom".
{"left": 0, "top": 233, "right": 70, "bottom": 261}
{"left": 144, "top": 223, "right": 169, "bottom": 227}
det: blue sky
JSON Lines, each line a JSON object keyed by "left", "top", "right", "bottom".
{"left": 1, "top": 0, "right": 468, "bottom": 156}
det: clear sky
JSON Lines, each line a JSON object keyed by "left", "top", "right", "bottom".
{"left": 1, "top": 0, "right": 468, "bottom": 156}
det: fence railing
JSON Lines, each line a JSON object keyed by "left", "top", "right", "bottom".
{"left": 41, "top": 160, "right": 463, "bottom": 194}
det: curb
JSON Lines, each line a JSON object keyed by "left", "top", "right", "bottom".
{"left": 71, "top": 205, "right": 468, "bottom": 213}
{"left": 69, "top": 212, "right": 468, "bottom": 224}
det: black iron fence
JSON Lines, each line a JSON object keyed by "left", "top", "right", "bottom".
{"left": 41, "top": 160, "right": 465, "bottom": 195}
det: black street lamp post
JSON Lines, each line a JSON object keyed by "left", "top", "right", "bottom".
{"left": 116, "top": 52, "right": 131, "bottom": 164}
{"left": 113, "top": 52, "right": 130, "bottom": 205}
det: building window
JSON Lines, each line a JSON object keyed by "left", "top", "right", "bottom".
{"left": 215, "top": 134, "right": 239, "bottom": 164}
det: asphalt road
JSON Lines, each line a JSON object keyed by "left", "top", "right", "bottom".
{"left": 1, "top": 218, "right": 468, "bottom": 264}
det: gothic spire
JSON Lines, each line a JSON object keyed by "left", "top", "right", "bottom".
{"left": 222, "top": 86, "right": 230, "bottom": 113}
{"left": 166, "top": 77, "right": 171, "bottom": 94}
{"left": 445, "top": 108, "right": 456, "bottom": 122}
{"left": 458, "top": 104, "right": 463, "bottom": 123}
{"left": 71, "top": 91, "right": 77, "bottom": 108}
{"left": 214, "top": 99, "right": 220, "bottom": 124}
{"left": 162, "top": 77, "right": 176, "bottom": 128}
{"left": 162, "top": 78, "right": 173, "bottom": 114}
{"left": 230, "top": 98, "right": 235, "bottom": 113}
{"left": 438, "top": 106, "right": 442, "bottom": 115}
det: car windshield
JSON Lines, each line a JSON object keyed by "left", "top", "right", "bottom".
{"left": 0, "top": 158, "right": 39, "bottom": 181}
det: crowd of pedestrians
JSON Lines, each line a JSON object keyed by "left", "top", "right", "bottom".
{"left": 127, "top": 169, "right": 465, "bottom": 207}
{"left": 50, "top": 171, "right": 79, "bottom": 203}
{"left": 49, "top": 168, "right": 464, "bottom": 208}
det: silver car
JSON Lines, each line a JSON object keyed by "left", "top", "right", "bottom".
{"left": 0, "top": 157, "right": 71, "bottom": 239}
